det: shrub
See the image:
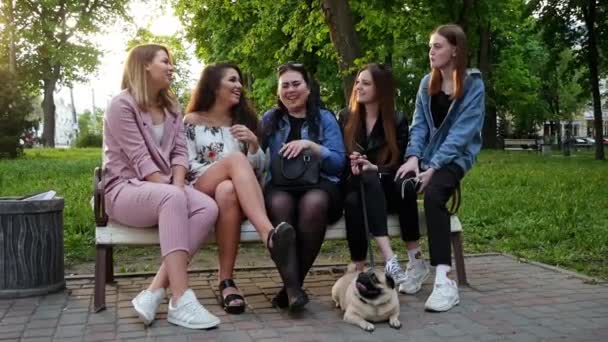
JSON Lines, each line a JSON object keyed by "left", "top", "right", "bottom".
{"left": 0, "top": 66, "right": 35, "bottom": 158}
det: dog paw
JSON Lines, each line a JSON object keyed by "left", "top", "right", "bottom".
{"left": 389, "top": 318, "right": 402, "bottom": 329}
{"left": 360, "top": 322, "right": 375, "bottom": 332}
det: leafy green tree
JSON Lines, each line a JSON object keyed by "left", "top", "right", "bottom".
{"left": 74, "top": 108, "right": 103, "bottom": 148}
{"left": 531, "top": 0, "right": 606, "bottom": 160}
{"left": 0, "top": 65, "right": 34, "bottom": 158}
{"left": 1, "top": 0, "right": 128, "bottom": 147}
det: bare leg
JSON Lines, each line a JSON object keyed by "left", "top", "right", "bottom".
{"left": 214, "top": 180, "right": 244, "bottom": 307}
{"left": 195, "top": 153, "right": 273, "bottom": 242}
{"left": 375, "top": 236, "right": 396, "bottom": 261}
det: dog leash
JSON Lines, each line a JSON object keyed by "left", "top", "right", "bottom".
{"left": 358, "top": 169, "right": 376, "bottom": 270}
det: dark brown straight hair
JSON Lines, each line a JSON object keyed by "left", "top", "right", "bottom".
{"left": 344, "top": 63, "right": 399, "bottom": 166}
{"left": 428, "top": 24, "right": 468, "bottom": 99}
{"left": 186, "top": 63, "right": 258, "bottom": 132}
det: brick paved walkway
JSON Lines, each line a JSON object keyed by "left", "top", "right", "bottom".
{"left": 1, "top": 254, "right": 607, "bottom": 342}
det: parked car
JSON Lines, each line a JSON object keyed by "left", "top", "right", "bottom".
{"left": 570, "top": 137, "right": 592, "bottom": 148}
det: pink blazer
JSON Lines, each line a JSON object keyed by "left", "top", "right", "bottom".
{"left": 103, "top": 90, "right": 188, "bottom": 200}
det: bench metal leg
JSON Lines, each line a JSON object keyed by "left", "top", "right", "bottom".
{"left": 451, "top": 231, "right": 468, "bottom": 286}
{"left": 94, "top": 245, "right": 108, "bottom": 312}
{"left": 105, "top": 246, "right": 114, "bottom": 284}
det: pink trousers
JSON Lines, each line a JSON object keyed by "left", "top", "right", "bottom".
{"left": 107, "top": 182, "right": 218, "bottom": 257}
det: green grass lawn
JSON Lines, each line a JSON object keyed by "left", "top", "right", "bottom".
{"left": 0, "top": 148, "right": 606, "bottom": 278}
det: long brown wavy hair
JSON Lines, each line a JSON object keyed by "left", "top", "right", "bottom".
{"left": 186, "top": 63, "right": 258, "bottom": 132}
{"left": 343, "top": 63, "right": 399, "bottom": 166}
{"left": 428, "top": 24, "right": 468, "bottom": 99}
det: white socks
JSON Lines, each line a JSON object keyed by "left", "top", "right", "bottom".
{"left": 407, "top": 247, "right": 423, "bottom": 265}
{"left": 435, "top": 264, "right": 451, "bottom": 284}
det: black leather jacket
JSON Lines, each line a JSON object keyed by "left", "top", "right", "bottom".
{"left": 338, "top": 109, "right": 409, "bottom": 176}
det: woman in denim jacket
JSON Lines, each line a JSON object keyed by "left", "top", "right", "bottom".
{"left": 261, "top": 63, "right": 346, "bottom": 311}
{"left": 395, "top": 24, "right": 485, "bottom": 312}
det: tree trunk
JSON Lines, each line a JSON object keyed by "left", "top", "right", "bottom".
{"left": 583, "top": 0, "right": 605, "bottom": 160}
{"left": 41, "top": 78, "right": 58, "bottom": 147}
{"left": 478, "top": 20, "right": 497, "bottom": 148}
{"left": 320, "top": 0, "right": 361, "bottom": 104}
{"left": 4, "top": 0, "right": 17, "bottom": 73}
{"left": 457, "top": 0, "right": 474, "bottom": 33}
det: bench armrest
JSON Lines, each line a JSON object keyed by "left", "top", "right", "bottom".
{"left": 93, "top": 167, "right": 108, "bottom": 227}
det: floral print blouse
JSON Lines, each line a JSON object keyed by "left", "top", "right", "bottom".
{"left": 185, "top": 123, "right": 265, "bottom": 183}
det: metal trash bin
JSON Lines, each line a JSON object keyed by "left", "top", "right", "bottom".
{"left": 0, "top": 197, "right": 65, "bottom": 298}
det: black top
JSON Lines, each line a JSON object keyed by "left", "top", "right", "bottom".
{"left": 431, "top": 90, "right": 452, "bottom": 128}
{"left": 338, "top": 109, "right": 409, "bottom": 175}
{"left": 358, "top": 118, "right": 383, "bottom": 153}
{"left": 287, "top": 115, "right": 306, "bottom": 142}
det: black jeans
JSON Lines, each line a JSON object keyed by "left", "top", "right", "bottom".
{"left": 399, "top": 163, "right": 464, "bottom": 266}
{"left": 343, "top": 170, "right": 418, "bottom": 262}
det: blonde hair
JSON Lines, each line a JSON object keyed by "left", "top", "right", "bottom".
{"left": 121, "top": 44, "right": 179, "bottom": 112}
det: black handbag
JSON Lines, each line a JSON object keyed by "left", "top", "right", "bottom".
{"left": 271, "top": 150, "right": 320, "bottom": 189}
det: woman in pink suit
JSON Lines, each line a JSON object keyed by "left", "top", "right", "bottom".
{"left": 103, "top": 44, "right": 220, "bottom": 330}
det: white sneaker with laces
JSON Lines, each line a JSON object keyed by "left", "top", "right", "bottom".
{"left": 384, "top": 255, "right": 408, "bottom": 285}
{"left": 424, "top": 279, "right": 459, "bottom": 312}
{"left": 132, "top": 288, "right": 165, "bottom": 325}
{"left": 398, "top": 260, "right": 430, "bottom": 294}
{"left": 168, "top": 289, "right": 220, "bottom": 329}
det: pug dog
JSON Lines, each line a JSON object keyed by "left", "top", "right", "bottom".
{"left": 331, "top": 264, "right": 401, "bottom": 332}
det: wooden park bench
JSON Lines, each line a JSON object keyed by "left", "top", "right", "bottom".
{"left": 92, "top": 167, "right": 467, "bottom": 312}
{"left": 503, "top": 138, "right": 540, "bottom": 151}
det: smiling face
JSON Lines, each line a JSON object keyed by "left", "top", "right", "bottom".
{"left": 429, "top": 33, "right": 456, "bottom": 70}
{"left": 216, "top": 67, "right": 242, "bottom": 107}
{"left": 354, "top": 69, "right": 376, "bottom": 105}
{"left": 145, "top": 49, "right": 173, "bottom": 90}
{"left": 278, "top": 70, "right": 310, "bottom": 114}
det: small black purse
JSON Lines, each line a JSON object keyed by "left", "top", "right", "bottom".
{"left": 270, "top": 150, "right": 320, "bottom": 190}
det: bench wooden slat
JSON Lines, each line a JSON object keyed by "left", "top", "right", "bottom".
{"left": 95, "top": 214, "right": 462, "bottom": 245}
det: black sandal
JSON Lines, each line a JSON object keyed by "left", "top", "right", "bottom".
{"left": 219, "top": 279, "right": 246, "bottom": 314}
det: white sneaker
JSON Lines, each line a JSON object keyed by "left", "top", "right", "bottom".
{"left": 398, "top": 261, "right": 430, "bottom": 294}
{"left": 132, "top": 288, "right": 165, "bottom": 325}
{"left": 168, "top": 289, "right": 220, "bottom": 329}
{"left": 424, "top": 279, "right": 459, "bottom": 312}
{"left": 384, "top": 255, "right": 407, "bottom": 285}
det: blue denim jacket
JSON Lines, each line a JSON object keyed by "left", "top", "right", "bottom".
{"left": 406, "top": 69, "right": 485, "bottom": 173}
{"left": 261, "top": 108, "right": 346, "bottom": 184}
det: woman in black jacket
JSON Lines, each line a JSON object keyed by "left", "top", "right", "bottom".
{"left": 339, "top": 63, "right": 413, "bottom": 284}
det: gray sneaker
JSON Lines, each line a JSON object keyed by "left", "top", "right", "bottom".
{"left": 384, "top": 255, "right": 407, "bottom": 285}
{"left": 398, "top": 261, "right": 430, "bottom": 294}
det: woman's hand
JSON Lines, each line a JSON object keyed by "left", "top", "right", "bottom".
{"left": 350, "top": 152, "right": 377, "bottom": 175}
{"left": 279, "top": 140, "right": 312, "bottom": 159}
{"left": 416, "top": 168, "right": 435, "bottom": 193}
{"left": 230, "top": 124, "right": 259, "bottom": 152}
{"left": 395, "top": 156, "right": 420, "bottom": 180}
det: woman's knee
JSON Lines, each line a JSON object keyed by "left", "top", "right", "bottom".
{"left": 215, "top": 180, "right": 240, "bottom": 208}
{"left": 343, "top": 191, "right": 360, "bottom": 211}
{"left": 226, "top": 152, "right": 250, "bottom": 170}
{"left": 160, "top": 185, "right": 188, "bottom": 209}
{"left": 423, "top": 185, "right": 445, "bottom": 208}
{"left": 299, "top": 190, "right": 329, "bottom": 215}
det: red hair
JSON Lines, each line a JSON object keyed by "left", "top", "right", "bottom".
{"left": 428, "top": 24, "right": 468, "bottom": 99}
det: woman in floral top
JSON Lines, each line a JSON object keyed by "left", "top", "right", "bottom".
{"left": 184, "top": 63, "right": 298, "bottom": 315}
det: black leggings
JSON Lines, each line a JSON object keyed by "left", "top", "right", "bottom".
{"left": 264, "top": 180, "right": 342, "bottom": 285}
{"left": 343, "top": 171, "right": 419, "bottom": 262}
{"left": 399, "top": 163, "right": 464, "bottom": 266}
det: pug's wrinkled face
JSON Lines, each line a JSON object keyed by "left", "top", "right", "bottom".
{"left": 355, "top": 269, "right": 396, "bottom": 300}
